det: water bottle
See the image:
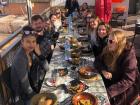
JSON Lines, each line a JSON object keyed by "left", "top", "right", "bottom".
{"left": 64, "top": 38, "right": 71, "bottom": 61}
{"left": 72, "top": 11, "right": 77, "bottom": 18}
{"left": 68, "top": 14, "right": 73, "bottom": 34}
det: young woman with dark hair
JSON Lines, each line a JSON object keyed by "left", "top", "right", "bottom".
{"left": 90, "top": 21, "right": 111, "bottom": 57}
{"left": 11, "top": 26, "right": 37, "bottom": 105}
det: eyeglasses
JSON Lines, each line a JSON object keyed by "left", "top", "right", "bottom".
{"left": 23, "top": 30, "right": 35, "bottom": 35}
{"left": 22, "top": 30, "right": 36, "bottom": 37}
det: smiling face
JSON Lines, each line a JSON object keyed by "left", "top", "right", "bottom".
{"left": 82, "top": 10, "right": 88, "bottom": 17}
{"left": 50, "top": 15, "right": 57, "bottom": 23}
{"left": 108, "top": 35, "right": 117, "bottom": 52}
{"left": 56, "top": 12, "right": 61, "bottom": 19}
{"left": 108, "top": 30, "right": 126, "bottom": 52}
{"left": 32, "top": 19, "right": 44, "bottom": 32}
{"left": 21, "top": 36, "right": 36, "bottom": 53}
{"left": 89, "top": 18, "right": 99, "bottom": 29}
{"left": 97, "top": 25, "right": 107, "bottom": 38}
{"left": 55, "top": 9, "right": 61, "bottom": 19}
{"left": 45, "top": 19, "right": 52, "bottom": 29}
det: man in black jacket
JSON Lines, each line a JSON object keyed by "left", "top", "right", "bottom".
{"left": 31, "top": 15, "right": 53, "bottom": 63}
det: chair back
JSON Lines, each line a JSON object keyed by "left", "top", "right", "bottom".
{"left": 0, "top": 67, "right": 15, "bottom": 105}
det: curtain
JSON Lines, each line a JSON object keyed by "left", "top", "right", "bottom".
{"left": 95, "top": 0, "right": 112, "bottom": 23}
{"left": 112, "top": 0, "right": 124, "bottom": 3}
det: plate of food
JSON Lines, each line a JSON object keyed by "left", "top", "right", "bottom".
{"left": 59, "top": 36, "right": 65, "bottom": 43}
{"left": 69, "top": 57, "right": 80, "bottom": 65}
{"left": 77, "top": 21, "right": 86, "bottom": 28}
{"left": 67, "top": 79, "right": 88, "bottom": 94}
{"left": 71, "top": 43, "right": 81, "bottom": 49}
{"left": 31, "top": 93, "right": 57, "bottom": 105}
{"left": 77, "top": 36, "right": 89, "bottom": 42}
{"left": 58, "top": 68, "right": 68, "bottom": 77}
{"left": 72, "top": 92, "right": 98, "bottom": 105}
{"left": 45, "top": 78, "right": 57, "bottom": 87}
{"left": 71, "top": 52, "right": 80, "bottom": 58}
{"left": 81, "top": 47, "right": 92, "bottom": 55}
{"left": 78, "top": 28, "right": 88, "bottom": 35}
{"left": 78, "top": 66, "right": 97, "bottom": 79}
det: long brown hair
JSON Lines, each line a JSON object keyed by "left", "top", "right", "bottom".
{"left": 89, "top": 16, "right": 100, "bottom": 31}
{"left": 96, "top": 22, "right": 111, "bottom": 38}
{"left": 101, "top": 30, "right": 126, "bottom": 71}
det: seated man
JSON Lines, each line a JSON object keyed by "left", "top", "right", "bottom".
{"left": 31, "top": 15, "right": 53, "bottom": 63}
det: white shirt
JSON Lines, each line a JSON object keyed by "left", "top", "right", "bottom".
{"left": 54, "top": 19, "right": 62, "bottom": 32}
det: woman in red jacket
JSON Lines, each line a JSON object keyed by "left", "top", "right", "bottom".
{"left": 94, "top": 30, "right": 140, "bottom": 105}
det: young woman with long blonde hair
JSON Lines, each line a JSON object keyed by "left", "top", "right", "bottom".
{"left": 95, "top": 30, "right": 140, "bottom": 105}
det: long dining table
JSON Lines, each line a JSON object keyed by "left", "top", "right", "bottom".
{"left": 40, "top": 16, "right": 111, "bottom": 105}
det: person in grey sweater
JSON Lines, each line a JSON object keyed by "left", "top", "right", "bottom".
{"left": 11, "top": 26, "right": 37, "bottom": 105}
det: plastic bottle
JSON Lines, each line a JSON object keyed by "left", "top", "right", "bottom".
{"left": 64, "top": 38, "right": 71, "bottom": 61}
{"left": 68, "top": 14, "right": 73, "bottom": 34}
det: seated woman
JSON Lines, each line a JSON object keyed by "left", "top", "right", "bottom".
{"left": 81, "top": 9, "right": 88, "bottom": 19}
{"left": 49, "top": 13, "right": 62, "bottom": 32}
{"left": 86, "top": 11, "right": 93, "bottom": 29}
{"left": 80, "top": 2, "right": 89, "bottom": 12}
{"left": 90, "top": 21, "right": 111, "bottom": 57}
{"left": 11, "top": 26, "right": 37, "bottom": 105}
{"left": 55, "top": 8, "right": 64, "bottom": 22}
{"left": 88, "top": 16, "right": 100, "bottom": 39}
{"left": 94, "top": 30, "right": 140, "bottom": 105}
{"left": 44, "top": 17, "right": 57, "bottom": 49}
{"left": 54, "top": 9, "right": 63, "bottom": 31}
